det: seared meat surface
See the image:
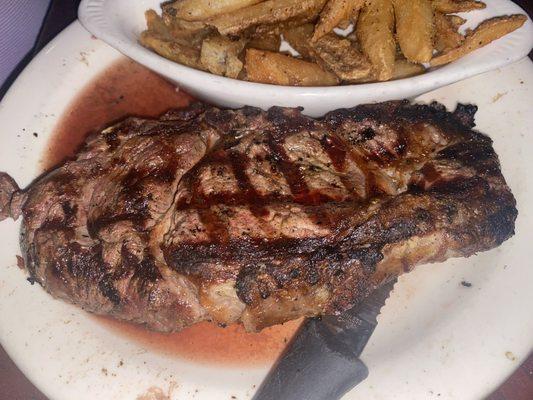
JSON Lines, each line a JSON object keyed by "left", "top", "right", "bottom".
{"left": 0, "top": 101, "right": 517, "bottom": 331}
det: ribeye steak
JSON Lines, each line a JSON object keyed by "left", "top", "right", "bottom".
{"left": 0, "top": 101, "right": 517, "bottom": 331}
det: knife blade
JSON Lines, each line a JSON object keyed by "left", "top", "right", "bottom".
{"left": 252, "top": 279, "right": 396, "bottom": 400}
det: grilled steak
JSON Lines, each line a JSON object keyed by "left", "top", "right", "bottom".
{"left": 0, "top": 101, "right": 517, "bottom": 332}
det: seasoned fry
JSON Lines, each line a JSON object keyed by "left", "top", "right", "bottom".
{"left": 140, "top": 31, "right": 202, "bottom": 68}
{"left": 432, "top": 0, "right": 486, "bottom": 14}
{"left": 392, "top": 59, "right": 426, "bottom": 79}
{"left": 393, "top": 0, "right": 434, "bottom": 63}
{"left": 448, "top": 15, "right": 467, "bottom": 29}
{"left": 354, "top": 58, "right": 426, "bottom": 83}
{"left": 434, "top": 12, "right": 464, "bottom": 53}
{"left": 168, "top": 22, "right": 211, "bottom": 47}
{"left": 200, "top": 35, "right": 247, "bottom": 78}
{"left": 156, "top": 5, "right": 211, "bottom": 47}
{"left": 248, "top": 34, "right": 282, "bottom": 52}
{"left": 254, "top": 15, "right": 318, "bottom": 36}
{"left": 141, "top": 10, "right": 204, "bottom": 66}
{"left": 161, "top": 5, "right": 209, "bottom": 33}
{"left": 207, "top": 0, "right": 327, "bottom": 36}
{"left": 312, "top": 0, "right": 364, "bottom": 42}
{"left": 340, "top": 8, "right": 360, "bottom": 30}
{"left": 356, "top": 0, "right": 396, "bottom": 81}
{"left": 350, "top": 58, "right": 425, "bottom": 82}
{"left": 431, "top": 15, "right": 527, "bottom": 67}
{"left": 283, "top": 23, "right": 315, "bottom": 59}
{"left": 145, "top": 9, "right": 173, "bottom": 40}
{"left": 245, "top": 49, "right": 340, "bottom": 85}
{"left": 336, "top": 19, "right": 352, "bottom": 30}
{"left": 169, "top": 0, "right": 263, "bottom": 21}
{"left": 311, "top": 34, "right": 372, "bottom": 81}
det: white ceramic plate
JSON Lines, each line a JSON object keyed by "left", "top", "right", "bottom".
{"left": 78, "top": 0, "right": 533, "bottom": 116}
{"left": 0, "top": 21, "right": 532, "bottom": 400}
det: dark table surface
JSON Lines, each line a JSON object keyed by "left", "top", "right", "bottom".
{"left": 1, "top": 0, "right": 532, "bottom": 399}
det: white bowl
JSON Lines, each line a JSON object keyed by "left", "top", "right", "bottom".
{"left": 78, "top": 0, "right": 533, "bottom": 117}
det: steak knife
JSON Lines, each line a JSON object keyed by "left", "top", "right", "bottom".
{"left": 252, "top": 279, "right": 396, "bottom": 400}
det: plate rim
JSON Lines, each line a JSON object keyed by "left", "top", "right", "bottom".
{"left": 0, "top": 20, "right": 532, "bottom": 400}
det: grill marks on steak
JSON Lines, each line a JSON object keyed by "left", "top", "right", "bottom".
{"left": 0, "top": 101, "right": 517, "bottom": 332}
{"left": 162, "top": 107, "right": 457, "bottom": 260}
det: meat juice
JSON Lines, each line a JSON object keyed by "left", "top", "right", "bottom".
{"left": 46, "top": 58, "right": 300, "bottom": 366}
{"left": 44, "top": 58, "right": 193, "bottom": 170}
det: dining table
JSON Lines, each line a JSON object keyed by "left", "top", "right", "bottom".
{"left": 0, "top": 0, "right": 531, "bottom": 399}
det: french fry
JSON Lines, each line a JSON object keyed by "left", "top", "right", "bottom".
{"left": 168, "top": 21, "right": 211, "bottom": 48}
{"left": 282, "top": 23, "right": 315, "bottom": 59}
{"left": 247, "top": 34, "right": 282, "bottom": 52}
{"left": 200, "top": 35, "right": 247, "bottom": 78}
{"left": 311, "top": 34, "right": 372, "bottom": 81}
{"left": 448, "top": 15, "right": 467, "bottom": 29}
{"left": 431, "top": 15, "right": 527, "bottom": 67}
{"left": 144, "top": 9, "right": 173, "bottom": 40}
{"left": 393, "top": 0, "right": 434, "bottom": 63}
{"left": 392, "top": 59, "right": 426, "bottom": 79}
{"left": 169, "top": 0, "right": 264, "bottom": 21}
{"left": 340, "top": 8, "right": 360, "bottom": 29}
{"left": 432, "top": 0, "right": 485, "bottom": 14}
{"left": 140, "top": 31, "right": 202, "bottom": 69}
{"left": 141, "top": 10, "right": 204, "bottom": 66}
{"left": 336, "top": 19, "right": 352, "bottom": 30}
{"left": 356, "top": 0, "right": 396, "bottom": 81}
{"left": 207, "top": 0, "right": 327, "bottom": 36}
{"left": 245, "top": 49, "right": 340, "bottom": 86}
{"left": 157, "top": 5, "right": 211, "bottom": 47}
{"left": 434, "top": 12, "right": 464, "bottom": 53}
{"left": 352, "top": 58, "right": 425, "bottom": 82}
{"left": 161, "top": 4, "right": 208, "bottom": 32}
{"left": 312, "top": 0, "right": 365, "bottom": 42}
{"left": 254, "top": 15, "right": 318, "bottom": 36}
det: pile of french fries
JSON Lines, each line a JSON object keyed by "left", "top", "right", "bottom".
{"left": 140, "top": 0, "right": 527, "bottom": 86}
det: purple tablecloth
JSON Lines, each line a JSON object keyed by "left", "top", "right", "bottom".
{"left": 0, "top": 0, "right": 50, "bottom": 86}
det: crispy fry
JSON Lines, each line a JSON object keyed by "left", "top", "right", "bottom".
{"left": 161, "top": 4, "right": 208, "bottom": 33}
{"left": 392, "top": 59, "right": 426, "bottom": 79}
{"left": 434, "top": 12, "right": 464, "bottom": 53}
{"left": 312, "top": 0, "right": 364, "bottom": 42}
{"left": 311, "top": 34, "right": 372, "bottom": 81}
{"left": 431, "top": 15, "right": 527, "bottom": 67}
{"left": 336, "top": 19, "right": 352, "bottom": 30}
{"left": 393, "top": 0, "right": 434, "bottom": 63}
{"left": 140, "top": 31, "right": 202, "bottom": 68}
{"left": 245, "top": 48, "right": 339, "bottom": 85}
{"left": 350, "top": 58, "right": 425, "bottom": 82}
{"left": 356, "top": 0, "right": 396, "bottom": 81}
{"left": 161, "top": 3, "right": 177, "bottom": 27}
{"left": 200, "top": 35, "right": 247, "bottom": 78}
{"left": 207, "top": 0, "right": 327, "bottom": 36}
{"left": 247, "top": 34, "right": 282, "bottom": 52}
{"left": 141, "top": 10, "right": 204, "bottom": 66}
{"left": 282, "top": 23, "right": 315, "bottom": 59}
{"left": 156, "top": 5, "right": 211, "bottom": 46}
{"left": 432, "top": 0, "right": 485, "bottom": 14}
{"left": 254, "top": 15, "right": 318, "bottom": 36}
{"left": 448, "top": 15, "right": 467, "bottom": 29}
{"left": 170, "top": 0, "right": 263, "bottom": 21}
{"left": 168, "top": 22, "right": 211, "bottom": 48}
{"left": 145, "top": 9, "right": 173, "bottom": 40}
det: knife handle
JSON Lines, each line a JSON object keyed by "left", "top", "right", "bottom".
{"left": 252, "top": 319, "right": 369, "bottom": 400}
